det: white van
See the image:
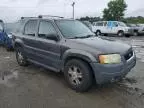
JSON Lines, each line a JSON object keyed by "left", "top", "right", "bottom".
{"left": 92, "top": 21, "right": 132, "bottom": 37}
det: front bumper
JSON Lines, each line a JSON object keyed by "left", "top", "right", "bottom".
{"left": 90, "top": 53, "right": 136, "bottom": 84}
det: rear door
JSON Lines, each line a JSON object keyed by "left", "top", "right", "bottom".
{"left": 22, "top": 19, "right": 38, "bottom": 60}
{"left": 34, "top": 20, "right": 61, "bottom": 70}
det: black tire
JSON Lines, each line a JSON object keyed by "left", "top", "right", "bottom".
{"left": 6, "top": 47, "right": 11, "bottom": 51}
{"left": 96, "top": 30, "right": 101, "bottom": 36}
{"left": 64, "top": 59, "right": 93, "bottom": 92}
{"left": 133, "top": 31, "right": 138, "bottom": 36}
{"left": 5, "top": 44, "right": 11, "bottom": 51}
{"left": 16, "top": 47, "right": 28, "bottom": 66}
{"left": 117, "top": 31, "right": 124, "bottom": 37}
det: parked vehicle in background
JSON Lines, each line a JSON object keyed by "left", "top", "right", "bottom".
{"left": 13, "top": 16, "right": 136, "bottom": 92}
{"left": 92, "top": 21, "right": 132, "bottom": 37}
{"left": 82, "top": 21, "right": 93, "bottom": 31}
{"left": 4, "top": 23, "right": 16, "bottom": 51}
{"left": 0, "top": 20, "right": 6, "bottom": 45}
{"left": 126, "top": 24, "right": 139, "bottom": 36}
{"left": 135, "top": 24, "right": 144, "bottom": 35}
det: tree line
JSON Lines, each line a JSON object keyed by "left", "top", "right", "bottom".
{"left": 78, "top": 16, "right": 144, "bottom": 24}
{"left": 78, "top": 0, "right": 144, "bottom": 24}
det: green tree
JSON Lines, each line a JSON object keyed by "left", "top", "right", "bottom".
{"left": 103, "top": 0, "right": 127, "bottom": 21}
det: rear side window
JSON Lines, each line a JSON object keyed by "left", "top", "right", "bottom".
{"left": 96, "top": 22, "right": 103, "bottom": 26}
{"left": 103, "top": 22, "right": 107, "bottom": 26}
{"left": 24, "top": 20, "right": 37, "bottom": 36}
{"left": 15, "top": 19, "right": 26, "bottom": 33}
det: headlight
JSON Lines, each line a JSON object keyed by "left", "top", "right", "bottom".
{"left": 8, "top": 34, "right": 12, "bottom": 38}
{"left": 99, "top": 54, "right": 121, "bottom": 64}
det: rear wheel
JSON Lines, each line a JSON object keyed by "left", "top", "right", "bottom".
{"left": 96, "top": 30, "right": 101, "bottom": 36}
{"left": 64, "top": 59, "right": 93, "bottom": 92}
{"left": 16, "top": 47, "right": 28, "bottom": 66}
{"left": 117, "top": 31, "right": 124, "bottom": 37}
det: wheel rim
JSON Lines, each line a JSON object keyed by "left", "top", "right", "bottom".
{"left": 96, "top": 31, "right": 101, "bottom": 36}
{"left": 17, "top": 51, "right": 24, "bottom": 63}
{"left": 68, "top": 66, "right": 83, "bottom": 85}
{"left": 134, "top": 32, "right": 138, "bottom": 36}
{"left": 118, "top": 32, "right": 123, "bottom": 36}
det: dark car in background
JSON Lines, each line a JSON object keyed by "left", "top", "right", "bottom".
{"left": 127, "top": 24, "right": 144, "bottom": 36}
{"left": 4, "top": 23, "right": 16, "bottom": 50}
{"left": 0, "top": 20, "right": 16, "bottom": 51}
{"left": 0, "top": 20, "right": 6, "bottom": 46}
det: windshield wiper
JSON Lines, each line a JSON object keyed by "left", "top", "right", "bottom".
{"left": 84, "top": 34, "right": 95, "bottom": 38}
{"left": 68, "top": 34, "right": 95, "bottom": 39}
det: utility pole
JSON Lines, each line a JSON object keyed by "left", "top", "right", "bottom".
{"left": 72, "top": 2, "right": 75, "bottom": 19}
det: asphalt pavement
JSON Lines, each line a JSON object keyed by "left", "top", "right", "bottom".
{"left": 0, "top": 36, "right": 144, "bottom": 108}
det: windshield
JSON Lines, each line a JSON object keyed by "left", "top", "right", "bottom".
{"left": 55, "top": 20, "right": 95, "bottom": 38}
{"left": 118, "top": 22, "right": 127, "bottom": 27}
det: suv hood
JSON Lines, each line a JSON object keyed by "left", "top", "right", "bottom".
{"left": 72, "top": 37, "right": 131, "bottom": 55}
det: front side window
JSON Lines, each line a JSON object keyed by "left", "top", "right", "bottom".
{"left": 55, "top": 20, "right": 95, "bottom": 38}
{"left": 24, "top": 20, "right": 37, "bottom": 36}
{"left": 118, "top": 22, "right": 127, "bottom": 27}
{"left": 38, "top": 21, "right": 57, "bottom": 39}
{"left": 113, "top": 22, "right": 118, "bottom": 27}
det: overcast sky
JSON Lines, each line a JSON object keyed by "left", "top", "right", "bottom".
{"left": 0, "top": 0, "right": 144, "bottom": 22}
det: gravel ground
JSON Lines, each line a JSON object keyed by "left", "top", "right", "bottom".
{"left": 0, "top": 36, "right": 144, "bottom": 108}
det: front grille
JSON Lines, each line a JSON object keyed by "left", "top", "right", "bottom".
{"left": 124, "top": 50, "right": 133, "bottom": 61}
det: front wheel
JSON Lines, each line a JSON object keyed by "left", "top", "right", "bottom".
{"left": 64, "top": 59, "right": 93, "bottom": 92}
{"left": 133, "top": 31, "right": 138, "bottom": 36}
{"left": 16, "top": 47, "right": 28, "bottom": 66}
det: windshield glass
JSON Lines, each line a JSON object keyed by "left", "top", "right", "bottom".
{"left": 55, "top": 20, "right": 95, "bottom": 38}
{"left": 118, "top": 22, "right": 127, "bottom": 27}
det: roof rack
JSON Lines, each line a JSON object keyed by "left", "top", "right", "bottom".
{"left": 38, "top": 15, "right": 64, "bottom": 19}
{"left": 21, "top": 17, "right": 38, "bottom": 19}
{"left": 21, "top": 15, "right": 64, "bottom": 20}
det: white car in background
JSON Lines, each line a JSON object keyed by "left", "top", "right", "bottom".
{"left": 92, "top": 21, "right": 132, "bottom": 37}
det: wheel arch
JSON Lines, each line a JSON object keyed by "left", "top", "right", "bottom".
{"left": 62, "top": 49, "right": 97, "bottom": 79}
{"left": 14, "top": 39, "right": 24, "bottom": 49}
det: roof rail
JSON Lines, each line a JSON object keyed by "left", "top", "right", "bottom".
{"left": 21, "top": 17, "right": 38, "bottom": 19}
{"left": 38, "top": 15, "right": 64, "bottom": 19}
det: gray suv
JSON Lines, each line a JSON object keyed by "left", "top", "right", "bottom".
{"left": 13, "top": 16, "right": 136, "bottom": 92}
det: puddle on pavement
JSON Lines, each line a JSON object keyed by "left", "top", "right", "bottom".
{"left": 0, "top": 70, "right": 18, "bottom": 87}
{"left": 116, "top": 77, "right": 144, "bottom": 97}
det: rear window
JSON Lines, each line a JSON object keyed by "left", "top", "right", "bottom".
{"left": 15, "top": 19, "right": 26, "bottom": 33}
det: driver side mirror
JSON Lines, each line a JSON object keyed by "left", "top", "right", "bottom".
{"left": 45, "top": 33, "right": 59, "bottom": 41}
